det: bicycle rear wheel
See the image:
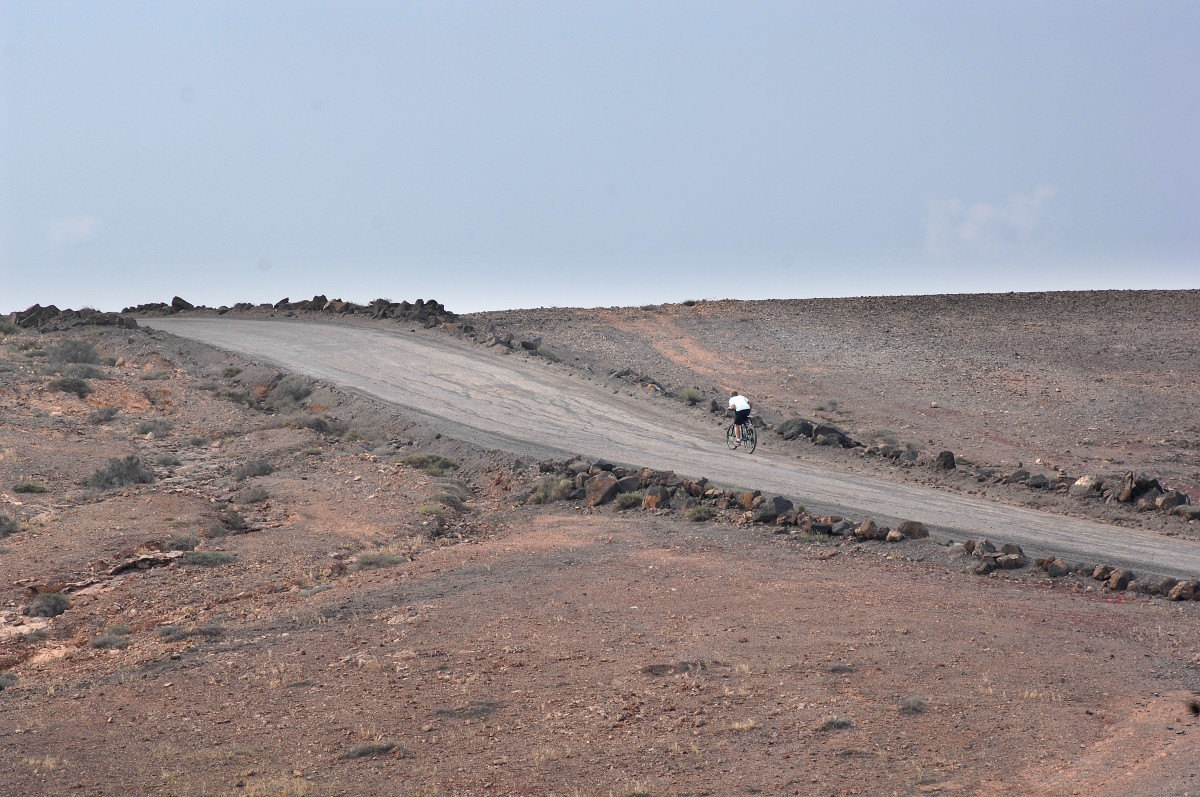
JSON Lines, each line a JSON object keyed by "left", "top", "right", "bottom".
{"left": 726, "top": 425, "right": 739, "bottom": 450}
{"left": 744, "top": 425, "right": 757, "bottom": 454}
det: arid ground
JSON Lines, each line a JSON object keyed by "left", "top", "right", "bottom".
{"left": 2, "top": 290, "right": 1199, "bottom": 797}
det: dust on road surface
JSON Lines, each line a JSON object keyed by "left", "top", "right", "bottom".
{"left": 146, "top": 317, "right": 1200, "bottom": 580}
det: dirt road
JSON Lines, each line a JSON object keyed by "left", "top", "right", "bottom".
{"left": 146, "top": 317, "right": 1200, "bottom": 580}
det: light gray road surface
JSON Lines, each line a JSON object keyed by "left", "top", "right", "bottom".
{"left": 146, "top": 317, "right": 1200, "bottom": 580}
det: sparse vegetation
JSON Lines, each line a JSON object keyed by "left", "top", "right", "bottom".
{"left": 157, "top": 623, "right": 223, "bottom": 642}
{"left": 88, "top": 406, "right": 119, "bottom": 424}
{"left": 682, "top": 299, "right": 699, "bottom": 307}
{"left": 62, "top": 362, "right": 104, "bottom": 379}
{"left": 301, "top": 446, "right": 322, "bottom": 456}
{"left": 356, "top": 550, "right": 409, "bottom": 569}
{"left": 681, "top": 387, "right": 704, "bottom": 405}
{"left": 534, "top": 346, "right": 562, "bottom": 362}
{"left": 180, "top": 550, "right": 237, "bottom": 567}
{"left": 0, "top": 514, "right": 20, "bottom": 538}
{"left": 206, "top": 507, "right": 248, "bottom": 536}
{"left": 89, "top": 626, "right": 130, "bottom": 649}
{"left": 432, "top": 493, "right": 467, "bottom": 512}
{"left": 88, "top": 455, "right": 155, "bottom": 489}
{"left": 900, "top": 695, "right": 927, "bottom": 715}
{"left": 686, "top": 505, "right": 715, "bottom": 522}
{"left": 417, "top": 503, "right": 445, "bottom": 518}
{"left": 819, "top": 715, "right": 853, "bottom": 731}
{"left": 185, "top": 435, "right": 208, "bottom": 447}
{"left": 283, "top": 414, "right": 346, "bottom": 435}
{"left": 268, "top": 375, "right": 312, "bottom": 407}
{"left": 46, "top": 339, "right": 100, "bottom": 365}
{"left": 340, "top": 741, "right": 397, "bottom": 759}
{"left": 155, "top": 454, "right": 182, "bottom": 467}
{"left": 0, "top": 672, "right": 17, "bottom": 689}
{"left": 135, "top": 419, "right": 172, "bottom": 437}
{"left": 222, "top": 365, "right": 242, "bottom": 378}
{"left": 48, "top": 376, "right": 92, "bottom": 398}
{"left": 614, "top": 491, "right": 645, "bottom": 510}
{"left": 138, "top": 370, "right": 171, "bottom": 380}
{"left": 235, "top": 460, "right": 275, "bottom": 480}
{"left": 24, "top": 592, "right": 71, "bottom": 618}
{"left": 163, "top": 534, "right": 199, "bottom": 551}
{"left": 0, "top": 319, "right": 19, "bottom": 335}
{"left": 236, "top": 485, "right": 270, "bottom": 504}
{"left": 399, "top": 453, "right": 459, "bottom": 476}
{"left": 530, "top": 475, "right": 574, "bottom": 504}
{"left": 13, "top": 481, "right": 48, "bottom": 494}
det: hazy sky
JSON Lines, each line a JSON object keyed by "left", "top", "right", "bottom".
{"left": 2, "top": 1, "right": 1197, "bottom": 314}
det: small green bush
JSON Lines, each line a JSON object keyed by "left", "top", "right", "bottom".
{"left": 530, "top": 475, "right": 574, "bottom": 504}
{"left": 180, "top": 551, "right": 236, "bottom": 567}
{"left": 48, "top": 376, "right": 92, "bottom": 398}
{"left": 24, "top": 592, "right": 71, "bottom": 617}
{"left": 89, "top": 627, "right": 130, "bottom": 649}
{"left": 899, "top": 695, "right": 927, "bottom": 715}
{"left": 302, "top": 447, "right": 322, "bottom": 456}
{"left": 0, "top": 320, "right": 19, "bottom": 335}
{"left": 681, "top": 388, "right": 704, "bottom": 405}
{"left": 340, "top": 741, "right": 397, "bottom": 760}
{"left": 686, "top": 505, "right": 715, "bottom": 522}
{"left": 399, "top": 453, "right": 459, "bottom": 476}
{"left": 681, "top": 299, "right": 699, "bottom": 307}
{"left": 234, "top": 460, "right": 274, "bottom": 480}
{"left": 285, "top": 414, "right": 347, "bottom": 435}
{"left": 356, "top": 551, "right": 408, "bottom": 569}
{"left": 236, "top": 485, "right": 269, "bottom": 504}
{"left": 157, "top": 623, "right": 223, "bottom": 642}
{"left": 819, "top": 715, "right": 853, "bottom": 731}
{"left": 534, "top": 346, "right": 562, "bottom": 363}
{"left": 0, "top": 514, "right": 20, "bottom": 538}
{"left": 185, "top": 435, "right": 208, "bottom": 447}
{"left": 432, "top": 493, "right": 467, "bottom": 512}
{"left": 163, "top": 534, "right": 199, "bottom": 551}
{"left": 138, "top": 370, "right": 171, "bottom": 381}
{"left": 268, "top": 376, "right": 312, "bottom": 406}
{"left": 88, "top": 455, "right": 155, "bottom": 489}
{"left": 63, "top": 363, "right": 104, "bottom": 379}
{"left": 13, "top": 482, "right": 48, "bottom": 494}
{"left": 417, "top": 503, "right": 445, "bottom": 518}
{"left": 46, "top": 339, "right": 100, "bottom": 364}
{"left": 214, "top": 386, "right": 254, "bottom": 406}
{"left": 88, "top": 407, "right": 119, "bottom": 424}
{"left": 135, "top": 419, "right": 172, "bottom": 437}
{"left": 222, "top": 366, "right": 242, "bottom": 378}
{"left": 614, "top": 491, "right": 644, "bottom": 510}
{"left": 0, "top": 672, "right": 17, "bottom": 689}
{"left": 211, "top": 508, "right": 248, "bottom": 534}
{"left": 155, "top": 454, "right": 181, "bottom": 467}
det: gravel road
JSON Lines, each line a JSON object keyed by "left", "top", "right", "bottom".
{"left": 146, "top": 317, "right": 1200, "bottom": 580}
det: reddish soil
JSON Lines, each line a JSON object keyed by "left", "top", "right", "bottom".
{"left": 2, "top": 291, "right": 1200, "bottom": 797}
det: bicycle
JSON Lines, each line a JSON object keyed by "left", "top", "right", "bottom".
{"left": 725, "top": 419, "right": 757, "bottom": 453}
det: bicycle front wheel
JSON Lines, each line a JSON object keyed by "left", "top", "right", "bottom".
{"left": 744, "top": 426, "right": 757, "bottom": 454}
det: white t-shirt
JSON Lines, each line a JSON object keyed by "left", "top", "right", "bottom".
{"left": 728, "top": 394, "right": 750, "bottom": 412}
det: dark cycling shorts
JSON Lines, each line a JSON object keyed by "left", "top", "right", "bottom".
{"left": 734, "top": 409, "right": 751, "bottom": 425}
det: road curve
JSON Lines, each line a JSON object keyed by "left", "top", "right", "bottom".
{"left": 145, "top": 317, "right": 1200, "bottom": 581}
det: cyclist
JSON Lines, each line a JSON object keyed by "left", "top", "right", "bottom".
{"left": 727, "top": 390, "right": 752, "bottom": 447}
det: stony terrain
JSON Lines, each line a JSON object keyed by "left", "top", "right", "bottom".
{"left": 2, "top": 291, "right": 1199, "bottom": 796}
